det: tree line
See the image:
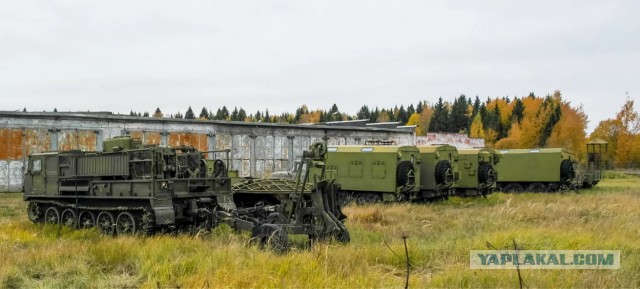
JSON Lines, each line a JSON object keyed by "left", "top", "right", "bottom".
{"left": 590, "top": 96, "right": 640, "bottom": 168}
{"left": 120, "top": 91, "right": 640, "bottom": 166}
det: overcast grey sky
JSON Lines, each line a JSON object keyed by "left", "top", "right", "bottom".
{"left": 1, "top": 1, "right": 638, "bottom": 132}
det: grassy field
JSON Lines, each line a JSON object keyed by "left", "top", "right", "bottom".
{"left": 2, "top": 177, "right": 640, "bottom": 288}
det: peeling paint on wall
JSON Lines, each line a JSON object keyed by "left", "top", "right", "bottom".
{"left": 128, "top": 131, "right": 162, "bottom": 145}
{"left": 0, "top": 128, "right": 23, "bottom": 160}
{"left": 24, "top": 129, "right": 51, "bottom": 156}
{"left": 145, "top": 132, "right": 162, "bottom": 145}
{"left": 0, "top": 112, "right": 415, "bottom": 191}
{"left": 169, "top": 132, "right": 208, "bottom": 152}
{"left": 58, "top": 130, "right": 97, "bottom": 152}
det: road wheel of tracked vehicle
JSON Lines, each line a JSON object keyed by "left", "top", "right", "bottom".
{"left": 44, "top": 206, "right": 60, "bottom": 225}
{"left": 560, "top": 159, "right": 575, "bottom": 183}
{"left": 526, "top": 183, "right": 548, "bottom": 193}
{"left": 478, "top": 162, "right": 496, "bottom": 185}
{"left": 97, "top": 211, "right": 116, "bottom": 236}
{"left": 27, "top": 202, "right": 43, "bottom": 223}
{"left": 78, "top": 211, "right": 96, "bottom": 229}
{"left": 251, "top": 224, "right": 289, "bottom": 254}
{"left": 503, "top": 183, "right": 524, "bottom": 193}
{"left": 396, "top": 161, "right": 415, "bottom": 187}
{"left": 61, "top": 208, "right": 78, "bottom": 228}
{"left": 435, "top": 160, "right": 454, "bottom": 186}
{"left": 116, "top": 212, "right": 137, "bottom": 235}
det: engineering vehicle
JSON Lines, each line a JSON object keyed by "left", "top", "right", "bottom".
{"left": 453, "top": 148, "right": 497, "bottom": 196}
{"left": 23, "top": 136, "right": 349, "bottom": 251}
{"left": 495, "top": 148, "right": 575, "bottom": 192}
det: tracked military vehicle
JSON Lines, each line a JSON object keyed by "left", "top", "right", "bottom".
{"left": 23, "top": 136, "right": 349, "bottom": 251}
{"left": 495, "top": 148, "right": 576, "bottom": 192}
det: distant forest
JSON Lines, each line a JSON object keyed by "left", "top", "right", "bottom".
{"left": 118, "top": 91, "right": 640, "bottom": 166}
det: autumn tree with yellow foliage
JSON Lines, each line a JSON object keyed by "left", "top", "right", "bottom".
{"left": 590, "top": 98, "right": 640, "bottom": 167}
{"left": 487, "top": 91, "right": 587, "bottom": 160}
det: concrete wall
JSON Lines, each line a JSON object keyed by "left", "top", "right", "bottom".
{"left": 0, "top": 112, "right": 415, "bottom": 192}
{"left": 0, "top": 112, "right": 485, "bottom": 192}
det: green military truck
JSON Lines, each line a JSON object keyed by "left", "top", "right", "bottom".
{"left": 454, "top": 148, "right": 498, "bottom": 196}
{"left": 495, "top": 148, "right": 576, "bottom": 192}
{"left": 325, "top": 145, "right": 421, "bottom": 203}
{"left": 416, "top": 145, "right": 458, "bottom": 199}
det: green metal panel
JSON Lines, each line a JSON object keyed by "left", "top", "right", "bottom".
{"left": 416, "top": 144, "right": 458, "bottom": 192}
{"left": 455, "top": 148, "right": 497, "bottom": 194}
{"left": 495, "top": 148, "right": 573, "bottom": 182}
{"left": 103, "top": 136, "right": 142, "bottom": 152}
{"left": 76, "top": 153, "right": 130, "bottom": 177}
{"left": 325, "top": 145, "right": 421, "bottom": 195}
{"left": 371, "top": 161, "right": 386, "bottom": 179}
{"left": 456, "top": 149, "right": 480, "bottom": 189}
{"left": 44, "top": 155, "right": 60, "bottom": 195}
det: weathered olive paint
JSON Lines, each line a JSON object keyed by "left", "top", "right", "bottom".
{"left": 454, "top": 148, "right": 497, "bottom": 196}
{"left": 325, "top": 145, "right": 421, "bottom": 201}
{"left": 23, "top": 136, "right": 228, "bottom": 225}
{"left": 417, "top": 145, "right": 459, "bottom": 197}
{"left": 495, "top": 148, "right": 573, "bottom": 183}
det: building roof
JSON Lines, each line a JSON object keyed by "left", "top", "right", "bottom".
{"left": 0, "top": 111, "right": 412, "bottom": 134}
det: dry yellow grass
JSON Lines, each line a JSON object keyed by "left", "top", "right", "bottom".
{"left": 1, "top": 176, "right": 640, "bottom": 288}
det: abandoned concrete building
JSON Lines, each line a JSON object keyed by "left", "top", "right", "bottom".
{"left": 0, "top": 111, "right": 483, "bottom": 192}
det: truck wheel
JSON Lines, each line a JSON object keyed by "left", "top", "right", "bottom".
{"left": 435, "top": 160, "right": 454, "bottom": 186}
{"left": 396, "top": 161, "right": 415, "bottom": 186}
{"left": 265, "top": 212, "right": 288, "bottom": 224}
{"left": 252, "top": 224, "right": 289, "bottom": 254}
{"left": 478, "top": 162, "right": 496, "bottom": 185}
